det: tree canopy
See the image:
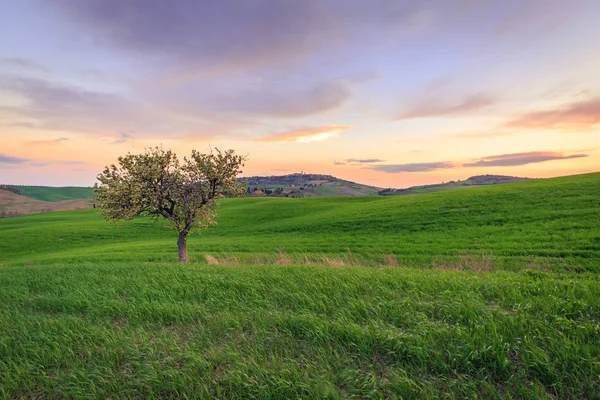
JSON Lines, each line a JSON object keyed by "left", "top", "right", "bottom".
{"left": 94, "top": 147, "right": 246, "bottom": 262}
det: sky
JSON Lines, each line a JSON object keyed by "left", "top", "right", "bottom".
{"left": 0, "top": 0, "right": 599, "bottom": 188}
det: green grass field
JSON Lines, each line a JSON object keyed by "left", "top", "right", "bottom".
{"left": 6, "top": 185, "right": 94, "bottom": 202}
{"left": 2, "top": 173, "right": 598, "bottom": 270}
{"left": 0, "top": 173, "right": 599, "bottom": 398}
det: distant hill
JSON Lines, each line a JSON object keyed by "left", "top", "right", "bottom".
{"left": 238, "top": 173, "right": 532, "bottom": 198}
{"left": 1, "top": 174, "right": 529, "bottom": 202}
{"left": 0, "top": 189, "right": 94, "bottom": 217}
{"left": 379, "top": 175, "right": 532, "bottom": 196}
{"left": 239, "top": 173, "right": 381, "bottom": 197}
{"left": 0, "top": 185, "right": 95, "bottom": 202}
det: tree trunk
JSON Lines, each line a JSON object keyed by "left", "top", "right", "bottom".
{"left": 177, "top": 233, "right": 188, "bottom": 263}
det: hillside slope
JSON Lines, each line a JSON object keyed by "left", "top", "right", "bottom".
{"left": 379, "top": 174, "right": 531, "bottom": 196}
{"left": 3, "top": 185, "right": 95, "bottom": 202}
{"left": 1, "top": 172, "right": 598, "bottom": 270}
{"left": 0, "top": 189, "right": 93, "bottom": 217}
{"left": 241, "top": 173, "right": 380, "bottom": 197}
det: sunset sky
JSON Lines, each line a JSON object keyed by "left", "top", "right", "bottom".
{"left": 0, "top": 0, "right": 599, "bottom": 188}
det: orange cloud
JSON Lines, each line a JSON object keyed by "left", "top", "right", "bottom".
{"left": 254, "top": 125, "right": 352, "bottom": 143}
{"left": 395, "top": 93, "right": 494, "bottom": 120}
{"left": 504, "top": 98, "right": 600, "bottom": 131}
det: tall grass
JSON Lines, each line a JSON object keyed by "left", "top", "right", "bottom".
{"left": 0, "top": 263, "right": 598, "bottom": 398}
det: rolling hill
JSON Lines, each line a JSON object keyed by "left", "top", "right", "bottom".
{"left": 1, "top": 185, "right": 95, "bottom": 202}
{"left": 0, "top": 173, "right": 598, "bottom": 398}
{"left": 0, "top": 174, "right": 535, "bottom": 213}
{"left": 0, "top": 188, "right": 94, "bottom": 217}
{"left": 379, "top": 174, "right": 531, "bottom": 196}
{"left": 2, "top": 172, "right": 598, "bottom": 270}
{"left": 240, "top": 173, "right": 381, "bottom": 197}
{"left": 240, "top": 173, "right": 532, "bottom": 198}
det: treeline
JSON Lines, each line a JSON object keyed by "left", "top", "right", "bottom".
{"left": 248, "top": 187, "right": 285, "bottom": 195}
{"left": 239, "top": 173, "right": 337, "bottom": 186}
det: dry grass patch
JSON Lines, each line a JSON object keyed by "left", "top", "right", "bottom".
{"left": 0, "top": 189, "right": 94, "bottom": 217}
{"left": 277, "top": 250, "right": 292, "bottom": 266}
{"left": 204, "top": 254, "right": 220, "bottom": 265}
{"left": 218, "top": 254, "right": 240, "bottom": 265}
{"left": 320, "top": 257, "right": 347, "bottom": 267}
{"left": 432, "top": 251, "right": 496, "bottom": 272}
{"left": 383, "top": 255, "right": 399, "bottom": 267}
{"left": 196, "top": 251, "right": 562, "bottom": 272}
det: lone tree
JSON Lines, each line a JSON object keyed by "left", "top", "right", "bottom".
{"left": 94, "top": 147, "right": 246, "bottom": 262}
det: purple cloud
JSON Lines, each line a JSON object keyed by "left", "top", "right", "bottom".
{"left": 0, "top": 57, "right": 49, "bottom": 72}
{"left": 370, "top": 162, "right": 455, "bottom": 173}
{"left": 464, "top": 151, "right": 588, "bottom": 167}
{"left": 345, "top": 158, "right": 385, "bottom": 163}
{"left": 0, "top": 77, "right": 220, "bottom": 138}
{"left": 1, "top": 77, "right": 137, "bottom": 131}
{"left": 161, "top": 79, "right": 353, "bottom": 120}
{"left": 0, "top": 153, "right": 29, "bottom": 165}
{"left": 112, "top": 132, "right": 132, "bottom": 144}
{"left": 45, "top": 1, "right": 424, "bottom": 73}
{"left": 0, "top": 152, "right": 85, "bottom": 167}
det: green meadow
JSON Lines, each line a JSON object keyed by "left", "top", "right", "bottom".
{"left": 5, "top": 186, "right": 95, "bottom": 202}
{"left": 2, "top": 173, "right": 598, "bottom": 270}
{"left": 0, "top": 173, "right": 599, "bottom": 398}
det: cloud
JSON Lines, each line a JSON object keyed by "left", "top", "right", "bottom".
{"left": 29, "top": 1, "right": 488, "bottom": 129}
{"left": 29, "top": 1, "right": 436, "bottom": 129}
{"left": 13, "top": 1, "right": 596, "bottom": 148}
{"left": 369, "top": 162, "right": 455, "bottom": 173}
{"left": 254, "top": 125, "right": 352, "bottom": 143}
{"left": 334, "top": 158, "right": 385, "bottom": 165}
{"left": 396, "top": 93, "right": 495, "bottom": 120}
{"left": 0, "top": 152, "right": 86, "bottom": 168}
{"left": 0, "top": 76, "right": 220, "bottom": 138}
{"left": 451, "top": 130, "right": 515, "bottom": 139}
{"left": 112, "top": 132, "right": 132, "bottom": 144}
{"left": 0, "top": 57, "right": 48, "bottom": 72}
{"left": 464, "top": 151, "right": 588, "bottom": 167}
{"left": 2, "top": 73, "right": 353, "bottom": 143}
{"left": 26, "top": 137, "right": 69, "bottom": 146}
{"left": 504, "top": 98, "right": 600, "bottom": 131}
{"left": 45, "top": 0, "right": 425, "bottom": 75}
{"left": 163, "top": 79, "right": 353, "bottom": 120}
{"left": 345, "top": 158, "right": 385, "bottom": 163}
{"left": 59, "top": 161, "right": 86, "bottom": 165}
{"left": 0, "top": 153, "right": 30, "bottom": 165}
{"left": 1, "top": 77, "right": 139, "bottom": 132}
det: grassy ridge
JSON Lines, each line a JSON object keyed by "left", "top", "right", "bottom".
{"left": 1, "top": 173, "right": 598, "bottom": 270}
{"left": 7, "top": 185, "right": 94, "bottom": 202}
{"left": 1, "top": 263, "right": 598, "bottom": 399}
{"left": 379, "top": 175, "right": 530, "bottom": 196}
